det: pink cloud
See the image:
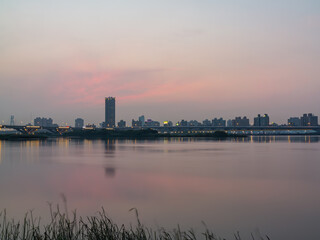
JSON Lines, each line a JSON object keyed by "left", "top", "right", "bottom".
{"left": 45, "top": 67, "right": 187, "bottom": 107}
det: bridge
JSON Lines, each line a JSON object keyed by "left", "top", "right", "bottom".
{"left": 148, "top": 125, "right": 320, "bottom": 135}
{"left": 0, "top": 125, "right": 72, "bottom": 135}
{"left": 1, "top": 124, "right": 319, "bottom": 136}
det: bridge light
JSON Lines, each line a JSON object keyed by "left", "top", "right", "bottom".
{"left": 27, "top": 126, "right": 41, "bottom": 129}
{"left": 58, "top": 126, "right": 70, "bottom": 129}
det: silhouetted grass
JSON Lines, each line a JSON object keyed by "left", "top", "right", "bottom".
{"left": 0, "top": 206, "right": 271, "bottom": 240}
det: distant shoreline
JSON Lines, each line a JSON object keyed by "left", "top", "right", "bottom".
{"left": 0, "top": 129, "right": 245, "bottom": 140}
{"left": 1, "top": 128, "right": 320, "bottom": 141}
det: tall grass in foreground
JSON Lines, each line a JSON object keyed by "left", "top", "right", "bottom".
{"left": 0, "top": 206, "right": 270, "bottom": 240}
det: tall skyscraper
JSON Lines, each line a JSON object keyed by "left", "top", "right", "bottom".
{"left": 105, "top": 97, "right": 115, "bottom": 127}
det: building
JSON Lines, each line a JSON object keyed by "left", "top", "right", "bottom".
{"left": 105, "top": 97, "right": 115, "bottom": 127}
{"left": 138, "top": 115, "right": 145, "bottom": 127}
{"left": 300, "top": 113, "right": 318, "bottom": 126}
{"left": 85, "top": 124, "right": 96, "bottom": 129}
{"left": 202, "top": 119, "right": 212, "bottom": 126}
{"left": 232, "top": 117, "right": 250, "bottom": 127}
{"left": 189, "top": 120, "right": 201, "bottom": 126}
{"left": 144, "top": 119, "right": 160, "bottom": 127}
{"left": 176, "top": 120, "right": 188, "bottom": 126}
{"left": 288, "top": 117, "right": 301, "bottom": 126}
{"left": 34, "top": 117, "right": 56, "bottom": 127}
{"left": 212, "top": 118, "right": 226, "bottom": 127}
{"left": 254, "top": 114, "right": 270, "bottom": 126}
{"left": 163, "top": 121, "right": 173, "bottom": 127}
{"left": 75, "top": 118, "right": 84, "bottom": 128}
{"left": 132, "top": 119, "right": 142, "bottom": 127}
{"left": 227, "top": 119, "right": 233, "bottom": 127}
{"left": 117, "top": 120, "right": 126, "bottom": 128}
{"left": 10, "top": 115, "right": 15, "bottom": 126}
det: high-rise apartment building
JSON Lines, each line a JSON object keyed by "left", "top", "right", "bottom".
{"left": 212, "top": 118, "right": 226, "bottom": 127}
{"left": 10, "top": 115, "right": 15, "bottom": 126}
{"left": 75, "top": 118, "right": 84, "bottom": 128}
{"left": 105, "top": 97, "right": 115, "bottom": 127}
{"left": 138, "top": 115, "right": 145, "bottom": 126}
{"left": 300, "top": 113, "right": 318, "bottom": 126}
{"left": 202, "top": 119, "right": 212, "bottom": 126}
{"left": 254, "top": 114, "right": 270, "bottom": 126}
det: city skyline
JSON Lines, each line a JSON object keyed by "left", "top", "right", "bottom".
{"left": 0, "top": 95, "right": 319, "bottom": 127}
{"left": 1, "top": 105, "right": 318, "bottom": 128}
{"left": 1, "top": 1, "right": 320, "bottom": 125}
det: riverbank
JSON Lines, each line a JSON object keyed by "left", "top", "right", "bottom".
{"left": 0, "top": 129, "right": 245, "bottom": 140}
{"left": 0, "top": 208, "right": 270, "bottom": 240}
{"left": 63, "top": 129, "right": 246, "bottom": 139}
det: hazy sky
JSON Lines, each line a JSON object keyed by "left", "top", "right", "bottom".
{"left": 1, "top": 0, "right": 320, "bottom": 126}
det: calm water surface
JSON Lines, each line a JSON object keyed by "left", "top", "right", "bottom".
{"left": 0, "top": 136, "right": 320, "bottom": 239}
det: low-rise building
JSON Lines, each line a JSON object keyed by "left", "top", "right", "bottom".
{"left": 232, "top": 116, "right": 250, "bottom": 127}
{"left": 288, "top": 117, "right": 301, "bottom": 126}
{"left": 144, "top": 119, "right": 160, "bottom": 127}
{"left": 118, "top": 120, "right": 126, "bottom": 128}
{"left": 163, "top": 121, "right": 173, "bottom": 127}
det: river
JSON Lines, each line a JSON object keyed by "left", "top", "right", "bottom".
{"left": 0, "top": 136, "right": 320, "bottom": 239}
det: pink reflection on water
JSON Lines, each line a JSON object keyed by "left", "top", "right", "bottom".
{"left": 1, "top": 138, "right": 320, "bottom": 240}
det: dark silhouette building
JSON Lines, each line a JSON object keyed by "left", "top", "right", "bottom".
{"left": 202, "top": 119, "right": 212, "bottom": 126}
{"left": 232, "top": 116, "right": 250, "bottom": 127}
{"left": 176, "top": 119, "right": 188, "bottom": 126}
{"left": 300, "top": 113, "right": 318, "bottom": 126}
{"left": 254, "top": 114, "right": 270, "bottom": 126}
{"left": 105, "top": 97, "right": 115, "bottom": 127}
{"left": 288, "top": 117, "right": 301, "bottom": 126}
{"left": 138, "top": 115, "right": 145, "bottom": 127}
{"left": 34, "top": 117, "right": 57, "bottom": 127}
{"left": 117, "top": 120, "right": 126, "bottom": 128}
{"left": 144, "top": 119, "right": 160, "bottom": 127}
{"left": 163, "top": 121, "right": 173, "bottom": 127}
{"left": 10, "top": 115, "right": 15, "bottom": 126}
{"left": 212, "top": 118, "right": 226, "bottom": 127}
{"left": 75, "top": 118, "right": 84, "bottom": 128}
{"left": 132, "top": 119, "right": 142, "bottom": 127}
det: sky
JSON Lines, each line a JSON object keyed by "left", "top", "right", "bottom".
{"left": 1, "top": 0, "right": 320, "bottom": 126}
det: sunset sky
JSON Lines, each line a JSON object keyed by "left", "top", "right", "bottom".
{"left": 1, "top": 0, "right": 320, "bottom": 126}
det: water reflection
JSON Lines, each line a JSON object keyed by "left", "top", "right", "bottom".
{"left": 157, "top": 136, "right": 320, "bottom": 143}
{"left": 105, "top": 166, "right": 116, "bottom": 177}
{"left": 0, "top": 136, "right": 320, "bottom": 240}
{"left": 248, "top": 135, "right": 320, "bottom": 143}
{"left": 105, "top": 140, "right": 116, "bottom": 157}
{"left": 0, "top": 141, "right": 2, "bottom": 164}
{"left": 104, "top": 140, "right": 116, "bottom": 177}
{"left": 73, "top": 139, "right": 85, "bottom": 147}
